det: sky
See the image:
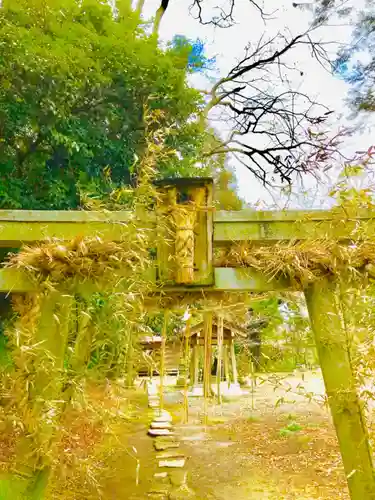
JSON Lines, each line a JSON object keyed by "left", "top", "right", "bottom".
{"left": 139, "top": 0, "right": 375, "bottom": 209}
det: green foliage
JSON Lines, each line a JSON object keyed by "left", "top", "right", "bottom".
{"left": 0, "top": 0, "right": 207, "bottom": 209}
{"left": 244, "top": 295, "right": 316, "bottom": 373}
{"left": 279, "top": 421, "right": 302, "bottom": 437}
{"left": 214, "top": 167, "right": 244, "bottom": 210}
{"left": 329, "top": 151, "right": 375, "bottom": 210}
{"left": 144, "top": 311, "right": 184, "bottom": 339}
{"left": 0, "top": 476, "right": 27, "bottom": 500}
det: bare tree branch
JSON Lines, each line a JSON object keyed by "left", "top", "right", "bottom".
{"left": 201, "top": 27, "right": 347, "bottom": 184}
{"left": 190, "top": 0, "right": 277, "bottom": 27}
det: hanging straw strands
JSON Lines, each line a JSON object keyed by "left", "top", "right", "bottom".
{"left": 215, "top": 240, "right": 375, "bottom": 288}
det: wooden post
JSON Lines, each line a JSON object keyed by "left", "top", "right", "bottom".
{"left": 304, "top": 279, "right": 375, "bottom": 499}
{"left": 203, "top": 311, "right": 213, "bottom": 398}
{"left": 224, "top": 345, "right": 230, "bottom": 388}
{"left": 172, "top": 188, "right": 205, "bottom": 284}
{"left": 177, "top": 318, "right": 191, "bottom": 387}
{"left": 192, "top": 343, "right": 199, "bottom": 387}
{"left": 172, "top": 206, "right": 197, "bottom": 284}
{"left": 230, "top": 339, "right": 238, "bottom": 385}
{"left": 13, "top": 292, "right": 73, "bottom": 497}
{"left": 159, "top": 311, "right": 169, "bottom": 412}
{"left": 189, "top": 343, "right": 194, "bottom": 383}
{"left": 155, "top": 178, "right": 213, "bottom": 286}
{"left": 216, "top": 314, "right": 223, "bottom": 404}
{"left": 183, "top": 317, "right": 190, "bottom": 423}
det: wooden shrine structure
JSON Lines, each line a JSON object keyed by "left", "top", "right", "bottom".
{"left": 1, "top": 177, "right": 375, "bottom": 498}
{"left": 187, "top": 318, "right": 246, "bottom": 391}
{"left": 138, "top": 334, "right": 180, "bottom": 377}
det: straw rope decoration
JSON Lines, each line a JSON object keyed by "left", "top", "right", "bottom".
{"left": 172, "top": 208, "right": 196, "bottom": 284}
{"left": 5, "top": 234, "right": 149, "bottom": 289}
{"left": 171, "top": 187, "right": 206, "bottom": 284}
{"left": 215, "top": 240, "right": 375, "bottom": 288}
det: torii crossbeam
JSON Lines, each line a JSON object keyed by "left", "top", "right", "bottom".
{"left": 1, "top": 178, "right": 374, "bottom": 499}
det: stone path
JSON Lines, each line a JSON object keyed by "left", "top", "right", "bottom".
{"left": 146, "top": 381, "right": 195, "bottom": 500}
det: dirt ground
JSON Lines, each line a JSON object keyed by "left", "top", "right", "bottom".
{"left": 171, "top": 370, "right": 349, "bottom": 500}
{"left": 0, "top": 371, "right": 352, "bottom": 499}
{"left": 177, "top": 406, "right": 349, "bottom": 499}
{"left": 107, "top": 370, "right": 350, "bottom": 499}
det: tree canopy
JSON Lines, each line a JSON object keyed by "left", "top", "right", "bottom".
{"left": 294, "top": 1, "right": 375, "bottom": 114}
{"left": 0, "top": 0, "right": 358, "bottom": 210}
{"left": 0, "top": 0, "right": 208, "bottom": 209}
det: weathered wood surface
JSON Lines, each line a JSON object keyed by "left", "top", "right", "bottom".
{"left": 0, "top": 267, "right": 289, "bottom": 293}
{"left": 0, "top": 210, "right": 135, "bottom": 222}
{"left": 305, "top": 280, "right": 375, "bottom": 499}
{"left": 203, "top": 312, "right": 213, "bottom": 399}
{"left": 0, "top": 211, "right": 153, "bottom": 247}
{"left": 1, "top": 207, "right": 375, "bottom": 248}
{"left": 214, "top": 208, "right": 375, "bottom": 242}
{"left": 155, "top": 180, "right": 213, "bottom": 286}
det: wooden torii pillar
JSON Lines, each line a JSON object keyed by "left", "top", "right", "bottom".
{"left": 305, "top": 279, "right": 375, "bottom": 498}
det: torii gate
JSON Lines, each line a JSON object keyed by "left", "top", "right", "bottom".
{"left": 1, "top": 177, "right": 375, "bottom": 499}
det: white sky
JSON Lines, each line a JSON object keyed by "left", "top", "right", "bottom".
{"left": 140, "top": 0, "right": 375, "bottom": 209}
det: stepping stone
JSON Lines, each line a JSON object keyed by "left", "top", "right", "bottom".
{"left": 156, "top": 451, "right": 185, "bottom": 460}
{"left": 154, "top": 472, "right": 168, "bottom": 479}
{"left": 148, "top": 429, "right": 174, "bottom": 437}
{"left": 154, "top": 440, "right": 180, "bottom": 451}
{"left": 148, "top": 489, "right": 169, "bottom": 500}
{"left": 158, "top": 458, "right": 185, "bottom": 468}
{"left": 151, "top": 422, "right": 172, "bottom": 430}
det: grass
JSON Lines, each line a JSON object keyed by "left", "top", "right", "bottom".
{"left": 279, "top": 420, "right": 303, "bottom": 437}
{"left": 0, "top": 475, "right": 27, "bottom": 500}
